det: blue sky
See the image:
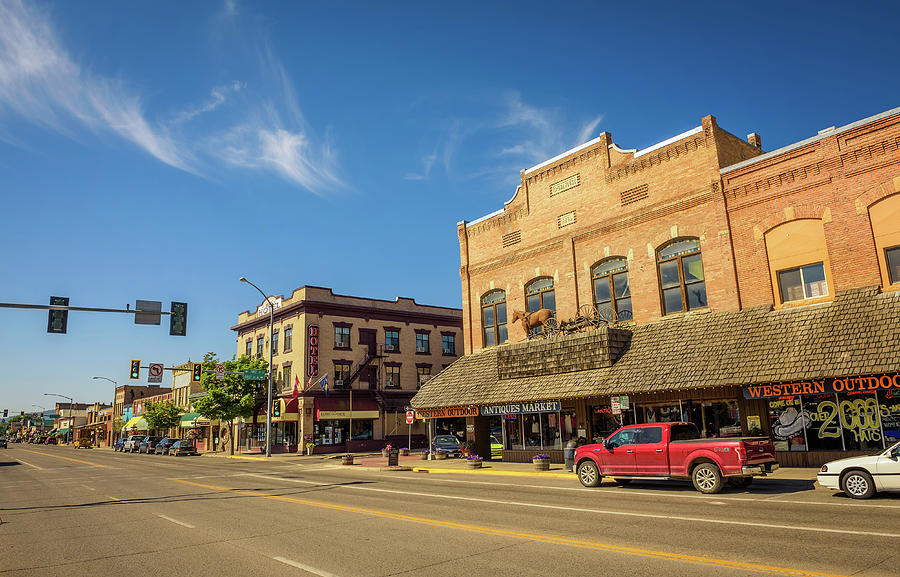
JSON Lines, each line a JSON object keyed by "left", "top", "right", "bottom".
{"left": 1, "top": 0, "right": 898, "bottom": 413}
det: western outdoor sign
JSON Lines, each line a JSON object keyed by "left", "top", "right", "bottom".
{"left": 415, "top": 406, "right": 479, "bottom": 419}
{"left": 743, "top": 373, "right": 900, "bottom": 400}
{"left": 480, "top": 401, "right": 562, "bottom": 416}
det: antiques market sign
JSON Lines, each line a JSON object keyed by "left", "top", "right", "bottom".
{"left": 480, "top": 401, "right": 561, "bottom": 416}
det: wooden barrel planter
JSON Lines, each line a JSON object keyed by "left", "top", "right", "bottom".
{"left": 341, "top": 454, "right": 354, "bottom": 466}
{"left": 532, "top": 456, "right": 550, "bottom": 471}
{"left": 466, "top": 457, "right": 483, "bottom": 469}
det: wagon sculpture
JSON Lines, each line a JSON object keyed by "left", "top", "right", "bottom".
{"left": 514, "top": 305, "right": 627, "bottom": 340}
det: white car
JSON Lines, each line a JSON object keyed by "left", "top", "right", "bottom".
{"left": 817, "top": 441, "right": 900, "bottom": 499}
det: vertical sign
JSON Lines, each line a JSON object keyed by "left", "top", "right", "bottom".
{"left": 307, "top": 325, "right": 319, "bottom": 377}
{"left": 610, "top": 395, "right": 622, "bottom": 415}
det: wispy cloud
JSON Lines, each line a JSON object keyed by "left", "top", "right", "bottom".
{"left": 576, "top": 114, "right": 605, "bottom": 146}
{"left": 403, "top": 152, "right": 437, "bottom": 181}
{"left": 0, "top": 0, "right": 342, "bottom": 195}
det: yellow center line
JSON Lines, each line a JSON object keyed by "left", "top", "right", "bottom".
{"left": 170, "top": 478, "right": 848, "bottom": 577}
{"left": 18, "top": 449, "right": 109, "bottom": 468}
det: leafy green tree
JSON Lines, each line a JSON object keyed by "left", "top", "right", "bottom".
{"left": 143, "top": 400, "right": 183, "bottom": 435}
{"left": 193, "top": 352, "right": 268, "bottom": 455}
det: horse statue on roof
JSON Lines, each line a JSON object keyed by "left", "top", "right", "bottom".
{"left": 511, "top": 308, "right": 556, "bottom": 340}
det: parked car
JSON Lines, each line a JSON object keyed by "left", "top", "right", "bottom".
{"left": 433, "top": 435, "right": 463, "bottom": 458}
{"left": 138, "top": 436, "right": 164, "bottom": 454}
{"left": 817, "top": 441, "right": 900, "bottom": 499}
{"left": 575, "top": 422, "right": 779, "bottom": 494}
{"left": 43, "top": 437, "right": 57, "bottom": 445}
{"left": 155, "top": 437, "right": 177, "bottom": 455}
{"left": 75, "top": 438, "right": 93, "bottom": 449}
{"left": 113, "top": 438, "right": 125, "bottom": 452}
{"left": 0, "top": 438, "right": 7, "bottom": 448}
{"left": 169, "top": 440, "right": 198, "bottom": 456}
{"left": 122, "top": 435, "right": 145, "bottom": 453}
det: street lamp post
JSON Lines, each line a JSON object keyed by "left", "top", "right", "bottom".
{"left": 92, "top": 376, "right": 118, "bottom": 446}
{"left": 32, "top": 405, "right": 46, "bottom": 436}
{"left": 240, "top": 276, "right": 274, "bottom": 458}
{"left": 44, "top": 393, "right": 74, "bottom": 445}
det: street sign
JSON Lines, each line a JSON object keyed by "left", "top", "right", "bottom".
{"left": 147, "top": 363, "right": 164, "bottom": 383}
{"left": 619, "top": 395, "right": 630, "bottom": 410}
{"left": 134, "top": 300, "right": 162, "bottom": 325}
{"left": 406, "top": 410, "right": 415, "bottom": 425}
{"left": 215, "top": 364, "right": 225, "bottom": 381}
{"left": 610, "top": 395, "right": 622, "bottom": 415}
{"left": 243, "top": 369, "right": 266, "bottom": 381}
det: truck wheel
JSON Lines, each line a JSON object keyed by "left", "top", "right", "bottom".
{"left": 727, "top": 476, "right": 753, "bottom": 488}
{"left": 612, "top": 478, "right": 632, "bottom": 486}
{"left": 842, "top": 470, "right": 875, "bottom": 499}
{"left": 577, "top": 461, "right": 602, "bottom": 487}
{"left": 692, "top": 463, "right": 723, "bottom": 494}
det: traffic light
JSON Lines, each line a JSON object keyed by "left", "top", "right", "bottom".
{"left": 272, "top": 399, "right": 281, "bottom": 418}
{"left": 130, "top": 360, "right": 141, "bottom": 380}
{"left": 192, "top": 363, "right": 202, "bottom": 382}
{"left": 169, "top": 302, "right": 187, "bottom": 336}
{"left": 47, "top": 296, "right": 69, "bottom": 334}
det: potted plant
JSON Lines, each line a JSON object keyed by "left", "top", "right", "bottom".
{"left": 466, "top": 454, "right": 483, "bottom": 469}
{"left": 341, "top": 453, "right": 354, "bottom": 466}
{"left": 305, "top": 442, "right": 315, "bottom": 456}
{"left": 434, "top": 449, "right": 448, "bottom": 460}
{"left": 532, "top": 454, "right": 550, "bottom": 471}
{"left": 460, "top": 440, "right": 475, "bottom": 456}
{"left": 420, "top": 449, "right": 430, "bottom": 460}
{"left": 382, "top": 443, "right": 393, "bottom": 457}
{"left": 399, "top": 447, "right": 410, "bottom": 456}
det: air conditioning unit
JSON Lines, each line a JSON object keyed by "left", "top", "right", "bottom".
{"left": 385, "top": 344, "right": 396, "bottom": 351}
{"left": 335, "top": 380, "right": 344, "bottom": 388}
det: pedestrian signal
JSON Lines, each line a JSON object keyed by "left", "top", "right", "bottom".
{"left": 192, "top": 363, "right": 202, "bottom": 382}
{"left": 130, "top": 360, "right": 141, "bottom": 380}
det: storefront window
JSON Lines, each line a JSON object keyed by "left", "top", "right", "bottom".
{"left": 314, "top": 420, "right": 349, "bottom": 446}
{"left": 802, "top": 393, "right": 844, "bottom": 451}
{"left": 768, "top": 397, "right": 807, "bottom": 451}
{"left": 837, "top": 393, "right": 882, "bottom": 452}
{"left": 881, "top": 390, "right": 900, "bottom": 443}
{"left": 643, "top": 403, "right": 683, "bottom": 423}
{"left": 505, "top": 415, "right": 522, "bottom": 450}
{"left": 542, "top": 412, "right": 562, "bottom": 449}
{"left": 703, "top": 400, "right": 741, "bottom": 437}
{"left": 560, "top": 410, "right": 577, "bottom": 444}
{"left": 522, "top": 413, "right": 542, "bottom": 447}
{"left": 350, "top": 420, "right": 373, "bottom": 441}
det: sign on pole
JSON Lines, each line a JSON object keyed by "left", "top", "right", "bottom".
{"left": 610, "top": 395, "right": 622, "bottom": 415}
{"left": 619, "top": 395, "right": 630, "bottom": 410}
{"left": 215, "top": 364, "right": 225, "bottom": 381}
{"left": 147, "top": 363, "right": 164, "bottom": 384}
{"left": 243, "top": 369, "right": 266, "bottom": 381}
{"left": 405, "top": 410, "right": 415, "bottom": 425}
{"left": 134, "top": 300, "right": 162, "bottom": 325}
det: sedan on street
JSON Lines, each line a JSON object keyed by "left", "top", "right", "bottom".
{"left": 155, "top": 438, "right": 178, "bottom": 455}
{"left": 169, "top": 440, "right": 198, "bottom": 456}
{"left": 817, "top": 441, "right": 900, "bottom": 499}
{"left": 138, "top": 436, "right": 163, "bottom": 454}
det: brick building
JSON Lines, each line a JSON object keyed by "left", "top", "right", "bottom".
{"left": 413, "top": 106, "right": 900, "bottom": 467}
{"left": 113, "top": 384, "right": 171, "bottom": 442}
{"left": 232, "top": 286, "right": 462, "bottom": 453}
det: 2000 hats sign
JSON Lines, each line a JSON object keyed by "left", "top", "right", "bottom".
{"left": 743, "top": 373, "right": 900, "bottom": 399}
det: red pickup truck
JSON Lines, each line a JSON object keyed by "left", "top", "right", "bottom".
{"left": 575, "top": 422, "right": 778, "bottom": 494}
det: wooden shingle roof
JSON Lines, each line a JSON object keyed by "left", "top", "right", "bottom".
{"left": 411, "top": 287, "right": 900, "bottom": 409}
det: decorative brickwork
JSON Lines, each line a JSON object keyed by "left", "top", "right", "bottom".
{"left": 501, "top": 230, "right": 521, "bottom": 248}
{"left": 620, "top": 183, "right": 649, "bottom": 206}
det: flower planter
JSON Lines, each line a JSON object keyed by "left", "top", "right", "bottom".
{"left": 399, "top": 448, "right": 409, "bottom": 456}
{"left": 341, "top": 455, "right": 354, "bottom": 466}
{"left": 420, "top": 452, "right": 429, "bottom": 460}
{"left": 434, "top": 451, "right": 447, "bottom": 460}
{"left": 466, "top": 459, "right": 483, "bottom": 469}
{"left": 381, "top": 450, "right": 389, "bottom": 457}
{"left": 532, "top": 457, "right": 550, "bottom": 471}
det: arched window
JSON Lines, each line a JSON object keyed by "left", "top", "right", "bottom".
{"left": 869, "top": 194, "right": 900, "bottom": 287}
{"left": 481, "top": 290, "right": 507, "bottom": 347}
{"left": 592, "top": 258, "right": 632, "bottom": 321}
{"left": 525, "top": 277, "right": 555, "bottom": 314}
{"left": 657, "top": 238, "right": 706, "bottom": 315}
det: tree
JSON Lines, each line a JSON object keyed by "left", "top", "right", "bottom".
{"left": 193, "top": 352, "right": 268, "bottom": 455}
{"left": 143, "top": 400, "right": 183, "bottom": 435}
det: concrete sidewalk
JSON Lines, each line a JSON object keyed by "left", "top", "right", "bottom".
{"left": 201, "top": 450, "right": 820, "bottom": 481}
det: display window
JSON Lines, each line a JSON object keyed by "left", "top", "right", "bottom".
{"left": 560, "top": 410, "right": 577, "bottom": 444}
{"left": 881, "top": 390, "right": 900, "bottom": 442}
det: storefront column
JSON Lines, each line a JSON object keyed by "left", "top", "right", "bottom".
{"left": 472, "top": 415, "right": 491, "bottom": 460}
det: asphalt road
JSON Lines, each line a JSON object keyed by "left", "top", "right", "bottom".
{"left": 1, "top": 445, "right": 897, "bottom": 577}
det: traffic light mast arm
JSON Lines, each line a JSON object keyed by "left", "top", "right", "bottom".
{"left": 0, "top": 302, "right": 173, "bottom": 314}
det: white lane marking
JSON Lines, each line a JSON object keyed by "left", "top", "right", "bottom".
{"left": 381, "top": 473, "right": 900, "bottom": 510}
{"left": 106, "top": 496, "right": 121, "bottom": 501}
{"left": 155, "top": 514, "right": 195, "bottom": 528}
{"left": 15, "top": 458, "right": 44, "bottom": 470}
{"left": 708, "top": 501, "right": 726, "bottom": 506}
{"left": 81, "top": 485, "right": 97, "bottom": 491}
{"left": 272, "top": 556, "right": 338, "bottom": 577}
{"left": 239, "top": 473, "right": 900, "bottom": 539}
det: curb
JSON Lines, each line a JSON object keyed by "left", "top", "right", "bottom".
{"left": 410, "top": 466, "right": 575, "bottom": 479}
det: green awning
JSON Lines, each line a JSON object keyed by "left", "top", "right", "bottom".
{"left": 56, "top": 428, "right": 70, "bottom": 436}
{"left": 180, "top": 412, "right": 210, "bottom": 427}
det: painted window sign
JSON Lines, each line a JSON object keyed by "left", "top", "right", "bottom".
{"left": 743, "top": 373, "right": 900, "bottom": 399}
{"left": 480, "top": 401, "right": 562, "bottom": 416}
{"left": 307, "top": 325, "right": 319, "bottom": 377}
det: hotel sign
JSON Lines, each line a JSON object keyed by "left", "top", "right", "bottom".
{"left": 256, "top": 297, "right": 283, "bottom": 318}
{"left": 307, "top": 325, "right": 319, "bottom": 377}
{"left": 480, "top": 401, "right": 561, "bottom": 416}
{"left": 743, "top": 373, "right": 900, "bottom": 400}
{"left": 415, "top": 406, "right": 479, "bottom": 419}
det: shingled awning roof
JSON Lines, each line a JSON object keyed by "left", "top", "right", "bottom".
{"left": 411, "top": 286, "right": 900, "bottom": 409}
